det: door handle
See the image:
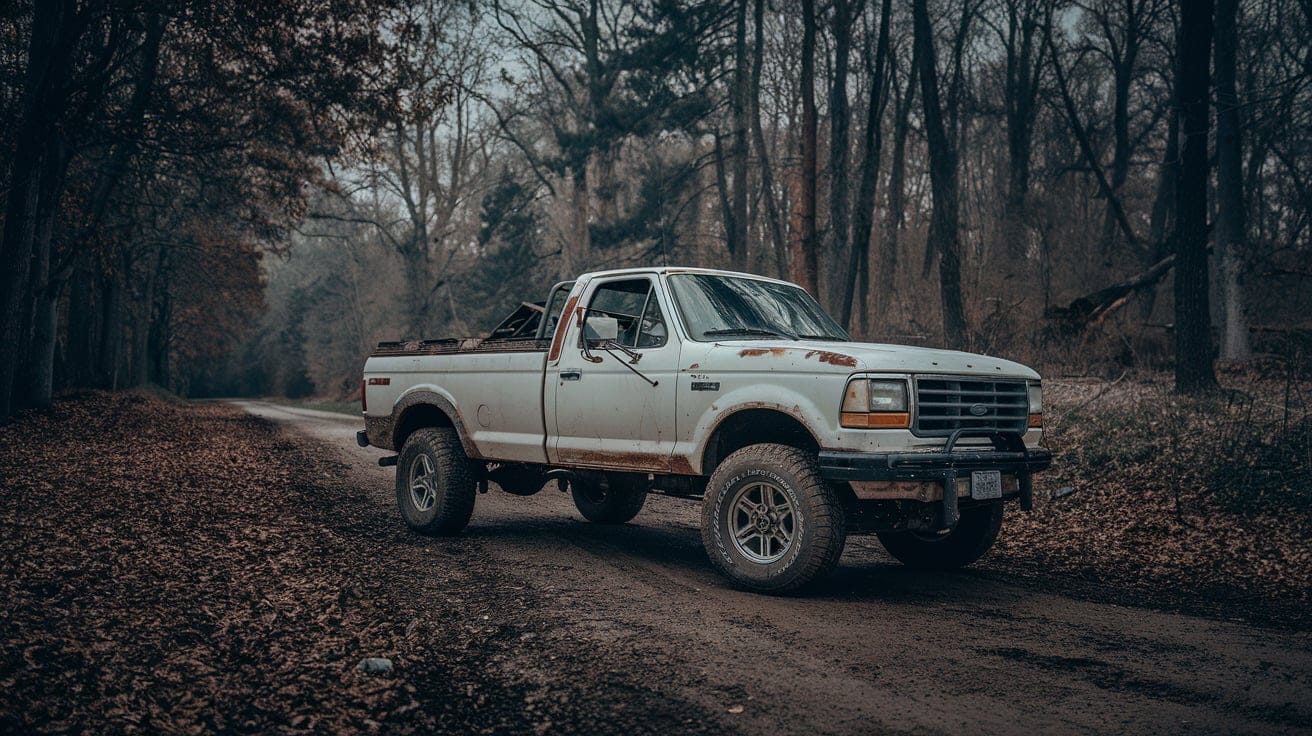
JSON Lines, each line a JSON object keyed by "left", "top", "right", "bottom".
{"left": 560, "top": 370, "right": 582, "bottom": 381}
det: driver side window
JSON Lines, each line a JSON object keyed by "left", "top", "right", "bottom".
{"left": 586, "top": 279, "right": 668, "bottom": 349}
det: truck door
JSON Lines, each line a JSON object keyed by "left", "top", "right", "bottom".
{"left": 547, "top": 276, "right": 681, "bottom": 471}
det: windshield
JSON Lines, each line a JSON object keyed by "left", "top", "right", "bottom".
{"left": 667, "top": 274, "right": 850, "bottom": 342}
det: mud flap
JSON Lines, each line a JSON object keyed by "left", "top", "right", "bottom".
{"left": 1019, "top": 472, "right": 1033, "bottom": 512}
{"left": 939, "top": 470, "right": 960, "bottom": 529}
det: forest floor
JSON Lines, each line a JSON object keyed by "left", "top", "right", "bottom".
{"left": 996, "top": 368, "right": 1312, "bottom": 620}
{"left": 0, "top": 385, "right": 1309, "bottom": 734}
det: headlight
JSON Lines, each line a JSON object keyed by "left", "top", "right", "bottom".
{"left": 841, "top": 378, "right": 910, "bottom": 429}
{"left": 1027, "top": 382, "right": 1043, "bottom": 428}
{"left": 868, "top": 380, "right": 907, "bottom": 412}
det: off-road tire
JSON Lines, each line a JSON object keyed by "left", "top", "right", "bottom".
{"left": 571, "top": 474, "right": 648, "bottom": 524}
{"left": 395, "top": 427, "right": 476, "bottom": 536}
{"left": 876, "top": 502, "right": 1004, "bottom": 570}
{"left": 701, "top": 444, "right": 846, "bottom": 594}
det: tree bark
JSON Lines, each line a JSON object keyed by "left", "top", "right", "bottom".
{"left": 65, "top": 266, "right": 99, "bottom": 388}
{"left": 913, "top": 0, "right": 968, "bottom": 348}
{"left": 1173, "top": 0, "right": 1217, "bottom": 393}
{"left": 1047, "top": 27, "right": 1140, "bottom": 249}
{"left": 98, "top": 266, "right": 125, "bottom": 390}
{"left": 128, "top": 247, "right": 162, "bottom": 387}
{"left": 0, "top": 0, "right": 79, "bottom": 422}
{"left": 793, "top": 0, "right": 820, "bottom": 295}
{"left": 568, "top": 166, "right": 588, "bottom": 276}
{"left": 750, "top": 0, "right": 788, "bottom": 280}
{"left": 728, "top": 0, "right": 749, "bottom": 271}
{"left": 1100, "top": 4, "right": 1143, "bottom": 253}
{"left": 1001, "top": 0, "right": 1047, "bottom": 258}
{"left": 1214, "top": 0, "right": 1248, "bottom": 359}
{"left": 18, "top": 136, "right": 69, "bottom": 409}
{"left": 843, "top": 0, "right": 891, "bottom": 332}
{"left": 829, "top": 0, "right": 854, "bottom": 323}
{"left": 1140, "top": 105, "right": 1178, "bottom": 318}
{"left": 878, "top": 49, "right": 917, "bottom": 314}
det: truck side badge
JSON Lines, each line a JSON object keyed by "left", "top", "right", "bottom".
{"left": 691, "top": 381, "right": 720, "bottom": 392}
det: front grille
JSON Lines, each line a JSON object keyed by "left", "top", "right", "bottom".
{"left": 913, "top": 377, "right": 1028, "bottom": 436}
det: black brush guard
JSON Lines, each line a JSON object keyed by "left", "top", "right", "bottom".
{"left": 817, "top": 429, "right": 1052, "bottom": 529}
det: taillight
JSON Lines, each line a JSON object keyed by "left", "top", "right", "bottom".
{"left": 361, "top": 379, "right": 367, "bottom": 413}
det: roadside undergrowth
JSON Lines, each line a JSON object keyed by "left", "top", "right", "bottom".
{"left": 996, "top": 367, "right": 1312, "bottom": 612}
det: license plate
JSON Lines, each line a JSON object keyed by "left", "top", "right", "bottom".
{"left": 971, "top": 471, "right": 1003, "bottom": 500}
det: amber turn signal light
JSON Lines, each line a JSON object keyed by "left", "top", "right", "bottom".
{"left": 841, "top": 411, "right": 910, "bottom": 429}
{"left": 1027, "top": 413, "right": 1042, "bottom": 428}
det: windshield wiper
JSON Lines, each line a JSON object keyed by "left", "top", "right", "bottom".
{"left": 796, "top": 333, "right": 849, "bottom": 341}
{"left": 702, "top": 327, "right": 798, "bottom": 340}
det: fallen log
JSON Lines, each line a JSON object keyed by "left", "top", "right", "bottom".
{"left": 1046, "top": 253, "right": 1176, "bottom": 331}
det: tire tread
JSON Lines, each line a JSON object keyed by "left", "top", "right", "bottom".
{"left": 396, "top": 427, "right": 476, "bottom": 536}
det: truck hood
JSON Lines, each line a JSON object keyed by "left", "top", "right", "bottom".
{"left": 709, "top": 339, "right": 1040, "bottom": 380}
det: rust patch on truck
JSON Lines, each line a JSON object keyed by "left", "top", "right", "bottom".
{"left": 558, "top": 448, "right": 671, "bottom": 473}
{"left": 804, "top": 350, "right": 857, "bottom": 367}
{"left": 738, "top": 348, "right": 787, "bottom": 358}
{"left": 548, "top": 294, "right": 580, "bottom": 362}
{"left": 668, "top": 455, "right": 698, "bottom": 476}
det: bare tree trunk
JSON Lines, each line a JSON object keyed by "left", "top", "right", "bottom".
{"left": 1140, "top": 105, "right": 1178, "bottom": 318}
{"left": 844, "top": 0, "right": 892, "bottom": 332}
{"left": 98, "top": 265, "right": 125, "bottom": 390}
{"left": 878, "top": 50, "right": 917, "bottom": 314}
{"left": 1215, "top": 0, "right": 1248, "bottom": 359}
{"left": 913, "top": 0, "right": 968, "bottom": 348}
{"left": 728, "top": 0, "right": 749, "bottom": 271}
{"left": 65, "top": 266, "right": 98, "bottom": 387}
{"left": 30, "top": 12, "right": 164, "bottom": 405}
{"left": 794, "top": 0, "right": 820, "bottom": 295}
{"left": 1002, "top": 0, "right": 1048, "bottom": 259}
{"left": 751, "top": 0, "right": 788, "bottom": 280}
{"left": 829, "top": 0, "right": 855, "bottom": 322}
{"left": 150, "top": 251, "right": 173, "bottom": 388}
{"left": 0, "top": 0, "right": 78, "bottom": 421}
{"left": 1047, "top": 27, "right": 1141, "bottom": 249}
{"left": 129, "top": 246, "right": 162, "bottom": 387}
{"left": 569, "top": 166, "right": 588, "bottom": 276}
{"left": 19, "top": 137, "right": 69, "bottom": 408}
{"left": 1174, "top": 0, "right": 1217, "bottom": 393}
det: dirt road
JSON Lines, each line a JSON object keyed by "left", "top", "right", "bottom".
{"left": 237, "top": 401, "right": 1312, "bottom": 735}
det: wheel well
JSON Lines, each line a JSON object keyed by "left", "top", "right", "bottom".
{"left": 701, "top": 408, "right": 819, "bottom": 476}
{"left": 394, "top": 403, "right": 454, "bottom": 449}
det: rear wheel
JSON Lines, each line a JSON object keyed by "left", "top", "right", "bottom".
{"left": 395, "top": 427, "right": 476, "bottom": 535}
{"left": 876, "top": 502, "right": 1004, "bottom": 570}
{"left": 701, "top": 444, "right": 846, "bottom": 594}
{"left": 571, "top": 474, "right": 648, "bottom": 524}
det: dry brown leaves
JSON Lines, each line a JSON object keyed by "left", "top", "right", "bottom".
{"left": 994, "top": 370, "right": 1312, "bottom": 618}
{"left": 0, "top": 392, "right": 476, "bottom": 734}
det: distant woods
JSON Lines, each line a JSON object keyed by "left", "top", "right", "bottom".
{"left": 1, "top": 0, "right": 1310, "bottom": 419}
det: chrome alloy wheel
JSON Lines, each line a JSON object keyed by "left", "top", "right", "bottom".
{"left": 729, "top": 480, "right": 796, "bottom": 564}
{"left": 408, "top": 453, "right": 438, "bottom": 512}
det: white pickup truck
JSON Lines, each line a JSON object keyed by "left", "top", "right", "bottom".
{"left": 358, "top": 267, "right": 1051, "bottom": 593}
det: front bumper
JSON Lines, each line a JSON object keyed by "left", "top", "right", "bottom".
{"left": 817, "top": 430, "right": 1052, "bottom": 528}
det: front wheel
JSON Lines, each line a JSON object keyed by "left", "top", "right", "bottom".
{"left": 876, "top": 502, "right": 1004, "bottom": 570}
{"left": 701, "top": 444, "right": 846, "bottom": 594}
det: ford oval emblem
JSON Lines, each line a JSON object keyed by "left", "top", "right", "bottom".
{"left": 968, "top": 403, "right": 989, "bottom": 417}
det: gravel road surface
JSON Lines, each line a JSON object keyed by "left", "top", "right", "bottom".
{"left": 235, "top": 400, "right": 1312, "bottom": 735}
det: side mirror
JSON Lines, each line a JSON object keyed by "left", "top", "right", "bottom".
{"left": 583, "top": 314, "right": 619, "bottom": 344}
